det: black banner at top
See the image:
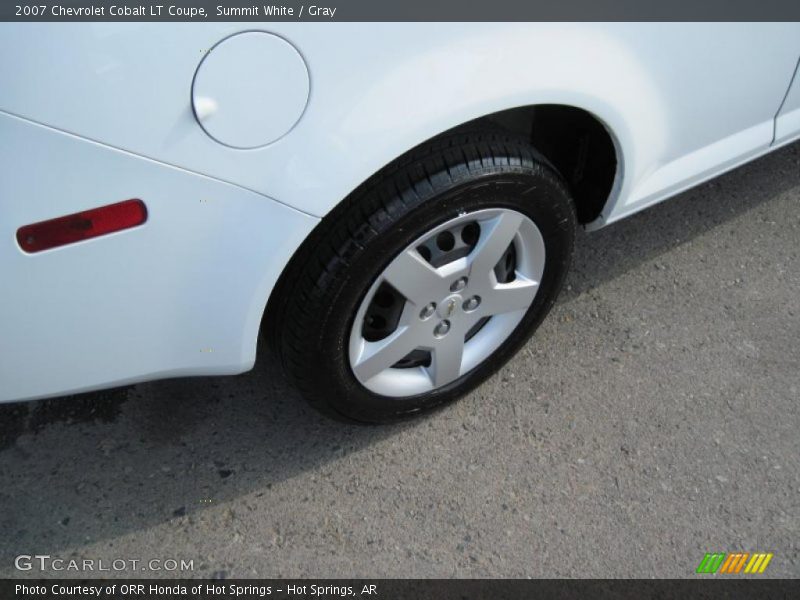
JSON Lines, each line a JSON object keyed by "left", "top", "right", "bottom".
{"left": 2, "top": 0, "right": 800, "bottom": 22}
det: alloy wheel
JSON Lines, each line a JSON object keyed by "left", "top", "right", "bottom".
{"left": 348, "top": 208, "right": 546, "bottom": 397}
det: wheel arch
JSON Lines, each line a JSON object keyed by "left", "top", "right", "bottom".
{"left": 261, "top": 109, "right": 615, "bottom": 345}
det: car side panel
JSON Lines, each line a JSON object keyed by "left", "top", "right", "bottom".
{"left": 1, "top": 23, "right": 799, "bottom": 403}
{"left": 0, "top": 113, "right": 318, "bottom": 402}
{"left": 1, "top": 23, "right": 798, "bottom": 228}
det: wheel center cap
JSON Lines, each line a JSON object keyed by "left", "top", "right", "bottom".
{"left": 437, "top": 294, "right": 462, "bottom": 319}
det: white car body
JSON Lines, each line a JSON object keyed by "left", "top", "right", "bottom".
{"left": 1, "top": 22, "right": 799, "bottom": 403}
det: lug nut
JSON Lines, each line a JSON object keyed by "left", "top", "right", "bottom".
{"left": 420, "top": 302, "right": 436, "bottom": 320}
{"left": 434, "top": 320, "right": 451, "bottom": 338}
{"left": 463, "top": 296, "right": 481, "bottom": 312}
{"left": 450, "top": 277, "right": 468, "bottom": 292}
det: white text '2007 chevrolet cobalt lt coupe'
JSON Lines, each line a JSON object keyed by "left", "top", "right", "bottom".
{"left": 1, "top": 23, "right": 799, "bottom": 421}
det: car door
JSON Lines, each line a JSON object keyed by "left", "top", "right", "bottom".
{"left": 775, "top": 56, "right": 800, "bottom": 146}
{"left": 593, "top": 23, "right": 800, "bottom": 223}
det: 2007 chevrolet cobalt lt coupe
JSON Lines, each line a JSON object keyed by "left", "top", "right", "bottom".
{"left": 1, "top": 24, "right": 799, "bottom": 422}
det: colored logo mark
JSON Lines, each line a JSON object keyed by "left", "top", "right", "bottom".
{"left": 696, "top": 552, "right": 773, "bottom": 574}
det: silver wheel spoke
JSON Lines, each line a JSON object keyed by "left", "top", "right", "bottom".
{"left": 482, "top": 277, "right": 539, "bottom": 316}
{"left": 469, "top": 211, "right": 524, "bottom": 276}
{"left": 351, "top": 326, "right": 419, "bottom": 382}
{"left": 382, "top": 249, "right": 443, "bottom": 304}
{"left": 429, "top": 333, "right": 464, "bottom": 387}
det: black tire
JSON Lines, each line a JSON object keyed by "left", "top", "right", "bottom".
{"left": 267, "top": 128, "right": 576, "bottom": 423}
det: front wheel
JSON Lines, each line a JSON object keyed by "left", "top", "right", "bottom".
{"left": 270, "top": 130, "right": 576, "bottom": 422}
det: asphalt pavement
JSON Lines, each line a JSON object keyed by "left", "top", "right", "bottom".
{"left": 1, "top": 142, "right": 799, "bottom": 578}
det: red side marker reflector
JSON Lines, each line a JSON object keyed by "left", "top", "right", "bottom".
{"left": 17, "top": 199, "right": 147, "bottom": 253}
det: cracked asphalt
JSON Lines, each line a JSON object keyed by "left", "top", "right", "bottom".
{"left": 1, "top": 142, "right": 799, "bottom": 579}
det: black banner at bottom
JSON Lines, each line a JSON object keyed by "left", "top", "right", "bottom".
{"left": 3, "top": 579, "right": 799, "bottom": 600}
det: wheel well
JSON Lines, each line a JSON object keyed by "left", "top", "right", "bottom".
{"left": 471, "top": 105, "right": 617, "bottom": 224}
{"left": 262, "top": 107, "right": 617, "bottom": 352}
